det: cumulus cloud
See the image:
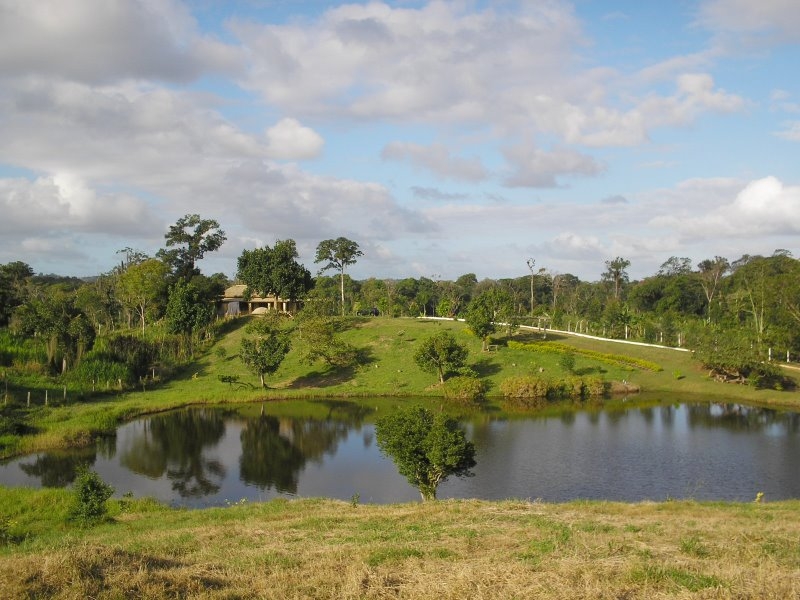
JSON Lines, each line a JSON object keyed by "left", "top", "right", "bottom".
{"left": 650, "top": 176, "right": 800, "bottom": 238}
{"left": 502, "top": 143, "right": 605, "bottom": 188}
{"left": 265, "top": 118, "right": 325, "bottom": 160}
{"left": 0, "top": 174, "right": 159, "bottom": 236}
{"left": 0, "top": 0, "right": 242, "bottom": 83}
{"left": 381, "top": 142, "right": 488, "bottom": 182}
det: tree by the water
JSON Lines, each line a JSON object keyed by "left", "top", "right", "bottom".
{"left": 375, "top": 406, "right": 475, "bottom": 501}
{"left": 413, "top": 331, "right": 468, "bottom": 383}
{"left": 239, "top": 317, "right": 291, "bottom": 388}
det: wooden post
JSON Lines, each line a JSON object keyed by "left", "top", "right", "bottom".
{"left": 27, "top": 391, "right": 30, "bottom": 407}
{"left": 45, "top": 390, "right": 48, "bottom": 406}
{"left": 63, "top": 385, "right": 67, "bottom": 400}
{"left": 768, "top": 347, "right": 772, "bottom": 362}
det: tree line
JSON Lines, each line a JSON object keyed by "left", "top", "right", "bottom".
{"left": 1, "top": 212, "right": 799, "bottom": 387}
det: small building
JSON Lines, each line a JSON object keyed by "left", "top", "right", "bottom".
{"left": 219, "top": 284, "right": 302, "bottom": 317}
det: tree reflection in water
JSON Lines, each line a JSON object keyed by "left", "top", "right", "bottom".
{"left": 239, "top": 402, "right": 364, "bottom": 494}
{"left": 19, "top": 446, "right": 97, "bottom": 487}
{"left": 120, "top": 409, "right": 226, "bottom": 497}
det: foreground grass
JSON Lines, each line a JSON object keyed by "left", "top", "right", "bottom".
{"left": 3, "top": 316, "right": 799, "bottom": 458}
{"left": 0, "top": 488, "right": 798, "bottom": 599}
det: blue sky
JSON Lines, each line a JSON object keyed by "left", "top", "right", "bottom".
{"left": 0, "top": 0, "right": 798, "bottom": 281}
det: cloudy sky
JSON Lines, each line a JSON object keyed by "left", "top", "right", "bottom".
{"left": 0, "top": 0, "right": 798, "bottom": 282}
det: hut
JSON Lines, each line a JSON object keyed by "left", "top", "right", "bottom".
{"left": 219, "top": 284, "right": 302, "bottom": 317}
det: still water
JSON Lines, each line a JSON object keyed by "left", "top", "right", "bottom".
{"left": 1, "top": 398, "right": 799, "bottom": 506}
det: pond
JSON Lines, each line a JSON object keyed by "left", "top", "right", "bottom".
{"left": 1, "top": 397, "right": 799, "bottom": 506}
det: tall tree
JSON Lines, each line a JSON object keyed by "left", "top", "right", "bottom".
{"left": 315, "top": 237, "right": 363, "bottom": 316}
{"left": 157, "top": 214, "right": 227, "bottom": 280}
{"left": 697, "top": 256, "right": 729, "bottom": 323}
{"left": 602, "top": 257, "right": 631, "bottom": 300}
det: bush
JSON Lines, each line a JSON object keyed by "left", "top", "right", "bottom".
{"left": 500, "top": 374, "right": 609, "bottom": 408}
{"left": 442, "top": 375, "right": 486, "bottom": 403}
{"left": 69, "top": 467, "right": 114, "bottom": 525}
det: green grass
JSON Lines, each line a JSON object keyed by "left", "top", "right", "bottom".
{"left": 0, "top": 315, "right": 798, "bottom": 458}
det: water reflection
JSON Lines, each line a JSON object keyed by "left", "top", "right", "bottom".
{"left": 1, "top": 399, "right": 798, "bottom": 505}
{"left": 119, "top": 409, "right": 227, "bottom": 497}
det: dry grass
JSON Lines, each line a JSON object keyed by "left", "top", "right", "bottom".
{"left": 1, "top": 496, "right": 798, "bottom": 599}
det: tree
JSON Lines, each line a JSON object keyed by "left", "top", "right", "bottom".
{"left": 602, "top": 257, "right": 631, "bottom": 300}
{"left": 414, "top": 331, "right": 469, "bottom": 384}
{"left": 697, "top": 256, "right": 729, "bottom": 323}
{"left": 239, "top": 318, "right": 291, "bottom": 388}
{"left": 0, "top": 261, "right": 33, "bottom": 326}
{"left": 69, "top": 467, "right": 114, "bottom": 525}
{"left": 237, "top": 239, "right": 311, "bottom": 301}
{"left": 157, "top": 214, "right": 227, "bottom": 280}
{"left": 295, "top": 315, "right": 360, "bottom": 368}
{"left": 116, "top": 259, "right": 169, "bottom": 334}
{"left": 315, "top": 237, "right": 363, "bottom": 316}
{"left": 165, "top": 280, "right": 215, "bottom": 356}
{"left": 465, "top": 288, "right": 515, "bottom": 349}
{"left": 375, "top": 406, "right": 475, "bottom": 501}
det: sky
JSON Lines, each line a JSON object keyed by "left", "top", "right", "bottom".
{"left": 0, "top": 0, "right": 798, "bottom": 282}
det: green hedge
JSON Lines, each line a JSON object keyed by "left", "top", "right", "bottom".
{"left": 507, "top": 340, "right": 662, "bottom": 372}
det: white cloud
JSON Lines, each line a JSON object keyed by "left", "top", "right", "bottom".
{"left": 502, "top": 143, "right": 605, "bottom": 188}
{"left": 775, "top": 121, "right": 800, "bottom": 141}
{"left": 265, "top": 118, "right": 325, "bottom": 160}
{"left": 650, "top": 176, "right": 800, "bottom": 238}
{"left": 0, "top": 0, "right": 242, "bottom": 83}
{"left": 381, "top": 142, "right": 488, "bottom": 182}
{"left": 698, "top": 0, "right": 800, "bottom": 40}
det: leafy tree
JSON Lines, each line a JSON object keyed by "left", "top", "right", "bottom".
{"left": 165, "top": 280, "right": 215, "bottom": 355}
{"left": 602, "top": 257, "right": 631, "bottom": 300}
{"left": 116, "top": 259, "right": 169, "bottom": 334}
{"left": 296, "top": 315, "right": 360, "bottom": 368}
{"left": 688, "top": 323, "right": 780, "bottom": 386}
{"left": 315, "top": 237, "right": 363, "bottom": 315}
{"left": 465, "top": 288, "right": 515, "bottom": 349}
{"left": 375, "top": 406, "right": 475, "bottom": 501}
{"left": 697, "top": 256, "right": 729, "bottom": 322}
{"left": 237, "top": 239, "right": 311, "bottom": 301}
{"left": 0, "top": 261, "right": 33, "bottom": 326}
{"left": 239, "top": 318, "right": 291, "bottom": 388}
{"left": 413, "top": 331, "right": 468, "bottom": 383}
{"left": 157, "top": 214, "right": 227, "bottom": 280}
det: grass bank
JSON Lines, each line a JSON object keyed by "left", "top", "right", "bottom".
{"left": 0, "top": 488, "right": 797, "bottom": 599}
{"left": 2, "top": 316, "right": 799, "bottom": 457}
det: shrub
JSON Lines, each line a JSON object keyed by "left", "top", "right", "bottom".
{"left": 69, "top": 467, "right": 114, "bottom": 525}
{"left": 442, "top": 375, "right": 486, "bottom": 403}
